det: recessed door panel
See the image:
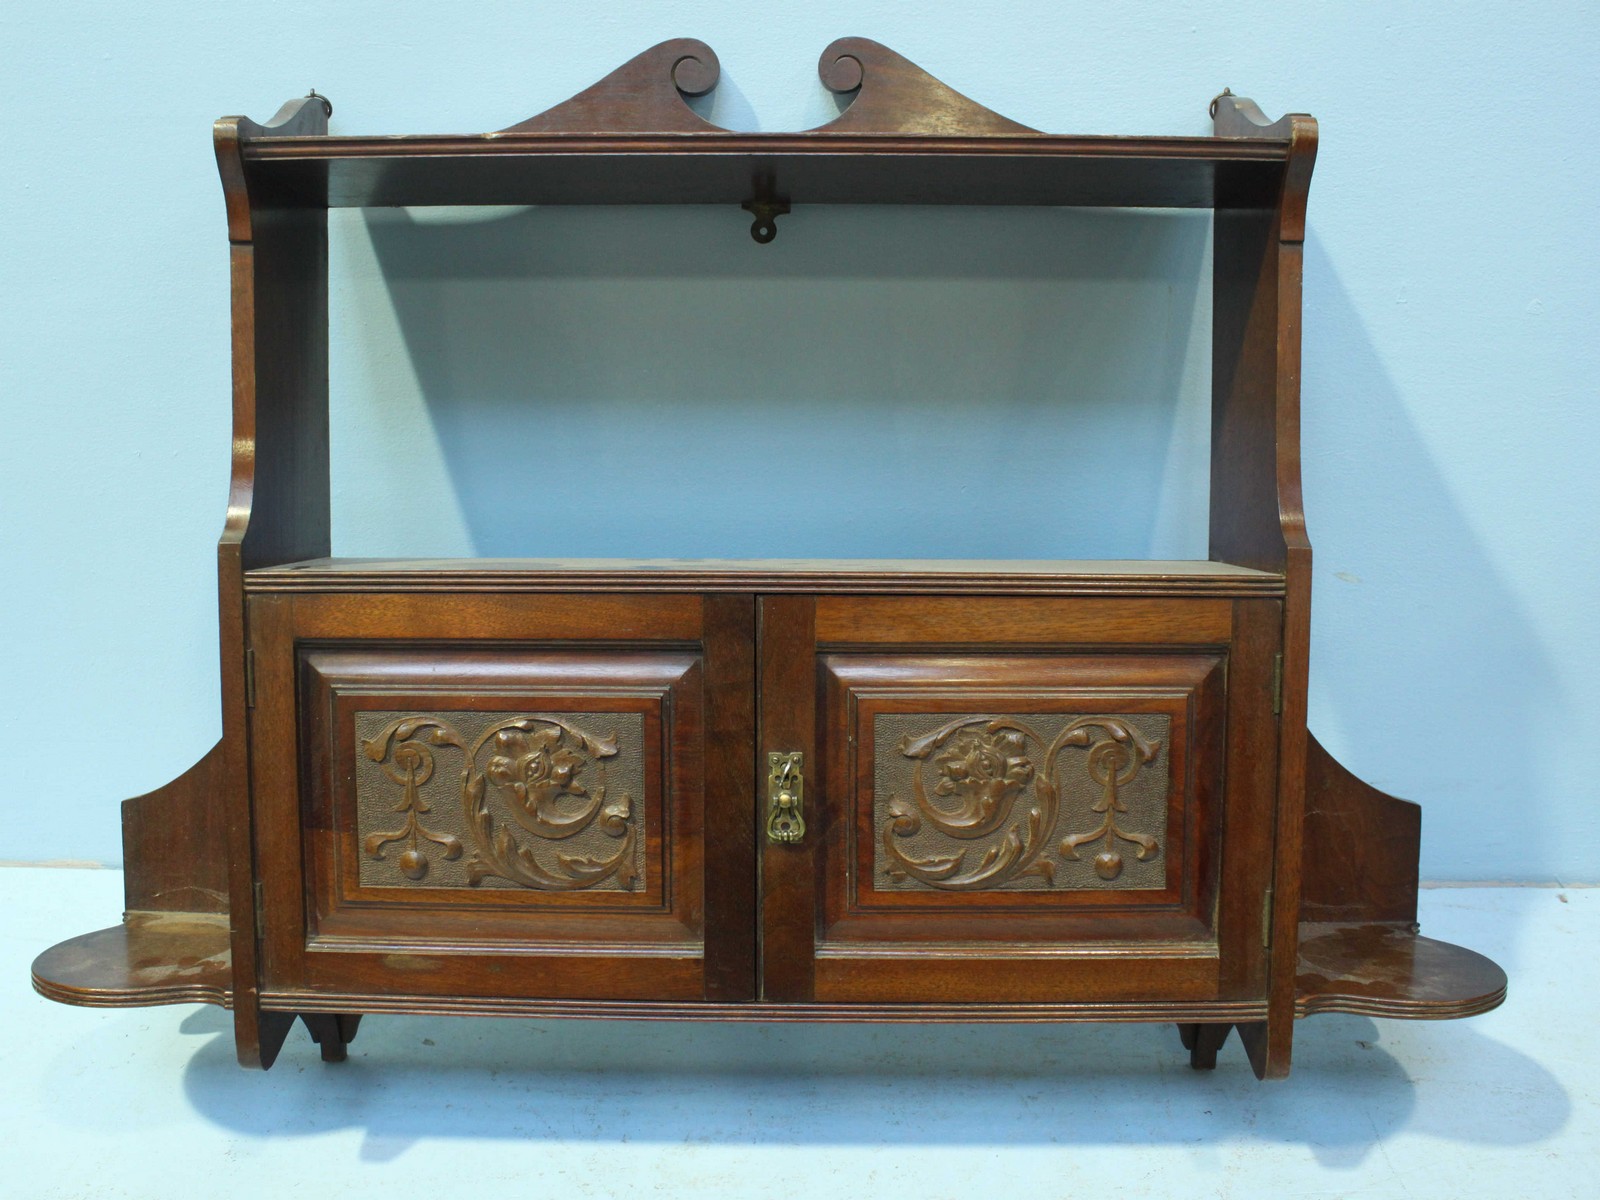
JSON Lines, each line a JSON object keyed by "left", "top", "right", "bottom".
{"left": 832, "top": 656, "right": 1217, "bottom": 928}
{"left": 303, "top": 650, "right": 692, "bottom": 937}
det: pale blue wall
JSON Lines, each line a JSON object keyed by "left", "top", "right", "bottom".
{"left": 2, "top": 1, "right": 1596, "bottom": 880}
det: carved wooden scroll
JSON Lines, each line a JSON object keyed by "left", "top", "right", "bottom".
{"left": 355, "top": 711, "right": 646, "bottom": 892}
{"left": 874, "top": 712, "right": 1170, "bottom": 892}
{"left": 492, "top": 36, "right": 1034, "bottom": 138}
{"left": 812, "top": 37, "right": 1037, "bottom": 136}
{"left": 498, "top": 38, "right": 722, "bottom": 134}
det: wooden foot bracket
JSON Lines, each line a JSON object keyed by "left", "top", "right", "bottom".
{"left": 1177, "top": 1022, "right": 1234, "bottom": 1070}
{"left": 300, "top": 1013, "right": 364, "bottom": 1063}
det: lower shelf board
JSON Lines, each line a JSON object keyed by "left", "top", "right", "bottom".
{"left": 31, "top": 913, "right": 1505, "bottom": 1025}
{"left": 1295, "top": 921, "right": 1507, "bottom": 1020}
{"left": 30, "top": 911, "right": 232, "bottom": 1009}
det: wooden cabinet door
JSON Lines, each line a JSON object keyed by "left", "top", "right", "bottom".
{"left": 759, "top": 595, "right": 1281, "bottom": 1009}
{"left": 247, "top": 592, "right": 754, "bottom": 1006}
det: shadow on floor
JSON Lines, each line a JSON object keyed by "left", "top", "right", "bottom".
{"left": 137, "top": 1006, "right": 1571, "bottom": 1165}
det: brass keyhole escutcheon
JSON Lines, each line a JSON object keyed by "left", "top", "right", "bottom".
{"left": 766, "top": 751, "right": 805, "bottom": 844}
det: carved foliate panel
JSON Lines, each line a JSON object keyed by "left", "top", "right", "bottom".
{"left": 354, "top": 710, "right": 647, "bottom": 892}
{"left": 873, "top": 712, "right": 1171, "bottom": 892}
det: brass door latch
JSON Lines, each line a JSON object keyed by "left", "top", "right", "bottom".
{"left": 765, "top": 751, "right": 805, "bottom": 843}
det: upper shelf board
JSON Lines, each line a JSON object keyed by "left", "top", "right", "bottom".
{"left": 224, "top": 38, "right": 1312, "bottom": 212}
{"left": 242, "top": 558, "right": 1286, "bottom": 598}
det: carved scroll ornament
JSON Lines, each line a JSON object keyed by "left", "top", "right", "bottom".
{"left": 878, "top": 713, "right": 1168, "bottom": 892}
{"left": 492, "top": 36, "right": 1036, "bottom": 139}
{"left": 357, "top": 712, "right": 643, "bottom": 892}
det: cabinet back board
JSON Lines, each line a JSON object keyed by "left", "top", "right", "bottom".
{"left": 330, "top": 204, "right": 1214, "bottom": 561}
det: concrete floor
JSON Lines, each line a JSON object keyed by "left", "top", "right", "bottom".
{"left": 1, "top": 868, "right": 1593, "bottom": 1200}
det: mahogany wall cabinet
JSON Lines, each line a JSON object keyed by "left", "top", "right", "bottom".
{"left": 32, "top": 39, "right": 1506, "bottom": 1079}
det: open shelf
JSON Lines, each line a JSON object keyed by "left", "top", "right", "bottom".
{"left": 243, "top": 557, "right": 1286, "bottom": 596}
{"left": 31, "top": 912, "right": 233, "bottom": 1010}
{"left": 1295, "top": 923, "right": 1507, "bottom": 1020}
{"left": 229, "top": 38, "right": 1300, "bottom": 217}
{"left": 246, "top": 132, "right": 1289, "bottom": 211}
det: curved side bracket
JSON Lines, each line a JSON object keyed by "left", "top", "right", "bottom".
{"left": 1211, "top": 90, "right": 1296, "bottom": 138}
{"left": 1211, "top": 91, "right": 1316, "bottom": 242}
{"left": 1293, "top": 737, "right": 1507, "bottom": 1022}
{"left": 214, "top": 93, "right": 332, "bottom": 243}
{"left": 32, "top": 743, "right": 234, "bottom": 1012}
{"left": 812, "top": 37, "right": 1038, "bottom": 135}
{"left": 1300, "top": 733, "right": 1420, "bottom": 925}
{"left": 122, "top": 740, "right": 230, "bottom": 914}
{"left": 498, "top": 38, "right": 723, "bottom": 133}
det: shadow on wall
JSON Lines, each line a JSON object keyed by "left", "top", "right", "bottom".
{"left": 156, "top": 1005, "right": 1568, "bottom": 1163}
{"left": 333, "top": 204, "right": 1213, "bottom": 560}
{"left": 1300, "top": 235, "right": 1552, "bottom": 883}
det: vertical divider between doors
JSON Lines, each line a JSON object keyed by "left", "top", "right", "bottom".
{"left": 757, "top": 596, "right": 819, "bottom": 1002}
{"left": 701, "top": 594, "right": 758, "bottom": 1001}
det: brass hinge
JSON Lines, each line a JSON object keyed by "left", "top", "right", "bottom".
{"left": 253, "top": 879, "right": 266, "bottom": 941}
{"left": 1261, "top": 887, "right": 1275, "bottom": 948}
{"left": 245, "top": 649, "right": 258, "bottom": 708}
{"left": 1270, "top": 654, "right": 1283, "bottom": 715}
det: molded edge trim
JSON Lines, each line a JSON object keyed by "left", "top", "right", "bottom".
{"left": 1295, "top": 922, "right": 1507, "bottom": 1020}
{"left": 31, "top": 914, "right": 234, "bottom": 1010}
{"left": 264, "top": 993, "right": 1269, "bottom": 1023}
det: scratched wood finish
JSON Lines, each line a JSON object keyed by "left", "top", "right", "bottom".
{"left": 1299, "top": 734, "right": 1421, "bottom": 925}
{"left": 31, "top": 914, "right": 232, "bottom": 1009}
{"left": 120, "top": 742, "right": 229, "bottom": 914}
{"left": 1296, "top": 924, "right": 1506, "bottom": 1019}
{"left": 815, "top": 597, "right": 1233, "bottom": 645}
{"left": 28, "top": 41, "right": 1507, "bottom": 1078}
{"left": 287, "top": 591, "right": 702, "bottom": 641}
{"left": 812, "top": 37, "right": 1039, "bottom": 135}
